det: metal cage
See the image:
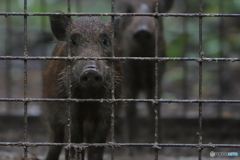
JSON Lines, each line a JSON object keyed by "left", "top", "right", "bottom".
{"left": 0, "top": 0, "right": 240, "bottom": 159}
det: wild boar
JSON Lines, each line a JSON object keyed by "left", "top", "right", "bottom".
{"left": 43, "top": 12, "right": 122, "bottom": 160}
{"left": 116, "top": 0, "right": 174, "bottom": 144}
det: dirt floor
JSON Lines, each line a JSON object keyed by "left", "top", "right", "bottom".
{"left": 0, "top": 116, "right": 240, "bottom": 160}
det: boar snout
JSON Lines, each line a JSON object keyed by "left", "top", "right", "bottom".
{"left": 80, "top": 69, "right": 103, "bottom": 89}
{"left": 130, "top": 16, "right": 155, "bottom": 45}
{"left": 79, "top": 62, "right": 103, "bottom": 89}
{"left": 133, "top": 28, "right": 153, "bottom": 44}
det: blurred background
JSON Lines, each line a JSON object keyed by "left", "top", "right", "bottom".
{"left": 0, "top": 0, "right": 240, "bottom": 159}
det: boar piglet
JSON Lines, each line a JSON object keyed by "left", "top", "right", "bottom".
{"left": 42, "top": 12, "right": 122, "bottom": 160}
{"left": 116, "top": 0, "right": 174, "bottom": 145}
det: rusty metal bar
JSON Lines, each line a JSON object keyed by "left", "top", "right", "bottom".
{"left": 23, "top": 0, "right": 28, "bottom": 159}
{"left": 0, "top": 142, "right": 240, "bottom": 148}
{"left": 154, "top": 0, "right": 160, "bottom": 159}
{"left": 198, "top": 0, "right": 203, "bottom": 159}
{"left": 66, "top": 1, "right": 72, "bottom": 159}
{"left": 67, "top": 0, "right": 71, "bottom": 13}
{"left": 5, "top": 0, "right": 12, "bottom": 114}
{"left": 40, "top": 0, "right": 47, "bottom": 69}
{"left": 1, "top": 56, "right": 240, "bottom": 62}
{"left": 182, "top": 0, "right": 189, "bottom": 116}
{"left": 0, "top": 12, "right": 240, "bottom": 17}
{"left": 110, "top": 0, "right": 116, "bottom": 159}
{"left": 1, "top": 98, "right": 240, "bottom": 103}
{"left": 217, "top": 0, "right": 225, "bottom": 118}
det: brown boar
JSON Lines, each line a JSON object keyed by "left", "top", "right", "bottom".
{"left": 116, "top": 0, "right": 174, "bottom": 143}
{"left": 42, "top": 12, "right": 121, "bottom": 160}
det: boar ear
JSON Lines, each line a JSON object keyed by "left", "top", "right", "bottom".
{"left": 159, "top": 0, "right": 174, "bottom": 12}
{"left": 50, "top": 11, "right": 72, "bottom": 41}
{"left": 164, "top": 0, "right": 174, "bottom": 12}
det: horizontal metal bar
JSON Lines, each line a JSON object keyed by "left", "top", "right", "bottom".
{"left": 1, "top": 98, "right": 240, "bottom": 104}
{"left": 0, "top": 56, "right": 239, "bottom": 62}
{"left": 1, "top": 12, "right": 240, "bottom": 17}
{"left": 0, "top": 142, "right": 240, "bottom": 148}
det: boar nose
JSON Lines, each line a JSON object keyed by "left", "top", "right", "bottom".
{"left": 133, "top": 29, "right": 153, "bottom": 44}
{"left": 80, "top": 65, "right": 103, "bottom": 88}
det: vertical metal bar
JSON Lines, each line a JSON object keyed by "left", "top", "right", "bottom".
{"left": 198, "top": 0, "right": 203, "bottom": 159}
{"left": 111, "top": 0, "right": 116, "bottom": 160}
{"left": 154, "top": 0, "right": 159, "bottom": 160}
{"left": 23, "top": 0, "right": 28, "bottom": 159}
{"left": 5, "top": 0, "right": 12, "bottom": 114}
{"left": 68, "top": 0, "right": 71, "bottom": 14}
{"left": 182, "top": 0, "right": 189, "bottom": 117}
{"left": 40, "top": 0, "right": 47, "bottom": 68}
{"left": 67, "top": 0, "right": 72, "bottom": 159}
{"left": 217, "top": 0, "right": 224, "bottom": 118}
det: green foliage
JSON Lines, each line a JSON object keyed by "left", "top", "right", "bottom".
{"left": 0, "top": 0, "right": 111, "bottom": 30}
{"left": 167, "top": 33, "right": 190, "bottom": 57}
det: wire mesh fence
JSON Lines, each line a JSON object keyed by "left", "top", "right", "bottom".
{"left": 0, "top": 0, "right": 240, "bottom": 160}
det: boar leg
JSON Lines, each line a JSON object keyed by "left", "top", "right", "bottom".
{"left": 65, "top": 120, "right": 85, "bottom": 160}
{"left": 87, "top": 117, "right": 111, "bottom": 160}
{"left": 46, "top": 123, "right": 65, "bottom": 160}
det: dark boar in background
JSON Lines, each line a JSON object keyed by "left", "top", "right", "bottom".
{"left": 116, "top": 0, "right": 174, "bottom": 144}
{"left": 42, "top": 12, "right": 121, "bottom": 160}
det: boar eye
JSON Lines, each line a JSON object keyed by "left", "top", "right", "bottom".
{"left": 101, "top": 34, "right": 111, "bottom": 47}
{"left": 72, "top": 39, "right": 77, "bottom": 45}
{"left": 70, "top": 34, "right": 79, "bottom": 46}
{"left": 102, "top": 38, "right": 108, "bottom": 45}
